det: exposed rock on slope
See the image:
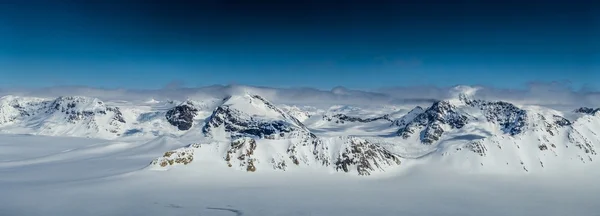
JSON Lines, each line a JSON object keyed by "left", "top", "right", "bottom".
{"left": 0, "top": 96, "right": 49, "bottom": 125}
{"left": 202, "top": 94, "right": 312, "bottom": 139}
{"left": 152, "top": 93, "right": 403, "bottom": 176}
{"left": 393, "top": 106, "right": 425, "bottom": 127}
{"left": 319, "top": 137, "right": 401, "bottom": 176}
{"left": 398, "top": 101, "right": 469, "bottom": 144}
{"left": 575, "top": 107, "right": 600, "bottom": 115}
{"left": 150, "top": 143, "right": 199, "bottom": 168}
{"left": 165, "top": 101, "right": 199, "bottom": 130}
{"left": 150, "top": 136, "right": 402, "bottom": 175}
{"left": 0, "top": 96, "right": 127, "bottom": 137}
{"left": 322, "top": 113, "right": 392, "bottom": 124}
{"left": 465, "top": 99, "right": 528, "bottom": 135}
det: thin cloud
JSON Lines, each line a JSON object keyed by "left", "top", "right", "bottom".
{"left": 0, "top": 82, "right": 598, "bottom": 110}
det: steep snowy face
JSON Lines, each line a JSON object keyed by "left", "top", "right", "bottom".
{"left": 0, "top": 96, "right": 127, "bottom": 137}
{"left": 202, "top": 94, "right": 312, "bottom": 139}
{"left": 439, "top": 113, "right": 597, "bottom": 173}
{"left": 393, "top": 106, "right": 425, "bottom": 127}
{"left": 39, "top": 96, "right": 127, "bottom": 136}
{"left": 0, "top": 96, "right": 49, "bottom": 125}
{"left": 279, "top": 105, "right": 317, "bottom": 122}
{"left": 398, "top": 101, "right": 470, "bottom": 144}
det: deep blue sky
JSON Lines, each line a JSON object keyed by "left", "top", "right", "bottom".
{"left": 0, "top": 0, "right": 598, "bottom": 90}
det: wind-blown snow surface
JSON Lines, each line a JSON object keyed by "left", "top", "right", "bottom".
{"left": 2, "top": 85, "right": 600, "bottom": 215}
{"left": 1, "top": 134, "right": 599, "bottom": 216}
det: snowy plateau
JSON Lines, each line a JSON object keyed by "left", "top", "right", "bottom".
{"left": 0, "top": 86, "right": 599, "bottom": 216}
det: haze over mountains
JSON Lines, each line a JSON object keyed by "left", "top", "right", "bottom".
{"left": 1, "top": 84, "right": 598, "bottom": 176}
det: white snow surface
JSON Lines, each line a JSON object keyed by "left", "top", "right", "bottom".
{"left": 1, "top": 134, "right": 599, "bottom": 216}
{"left": 1, "top": 88, "right": 600, "bottom": 215}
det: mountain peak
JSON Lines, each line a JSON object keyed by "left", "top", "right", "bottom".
{"left": 448, "top": 85, "right": 481, "bottom": 103}
{"left": 221, "top": 94, "right": 282, "bottom": 118}
{"left": 203, "top": 94, "right": 311, "bottom": 139}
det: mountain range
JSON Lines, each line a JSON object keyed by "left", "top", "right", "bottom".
{"left": 1, "top": 86, "right": 598, "bottom": 176}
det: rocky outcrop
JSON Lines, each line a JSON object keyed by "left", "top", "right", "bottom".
{"left": 150, "top": 143, "right": 200, "bottom": 167}
{"left": 575, "top": 107, "right": 600, "bottom": 115}
{"left": 331, "top": 138, "right": 401, "bottom": 176}
{"left": 165, "top": 102, "right": 199, "bottom": 130}
{"left": 151, "top": 136, "right": 402, "bottom": 176}
{"left": 466, "top": 99, "right": 527, "bottom": 135}
{"left": 393, "top": 106, "right": 425, "bottom": 127}
{"left": 398, "top": 101, "right": 469, "bottom": 144}
{"left": 323, "top": 114, "right": 392, "bottom": 124}
{"left": 203, "top": 105, "right": 299, "bottom": 139}
{"left": 225, "top": 138, "right": 258, "bottom": 172}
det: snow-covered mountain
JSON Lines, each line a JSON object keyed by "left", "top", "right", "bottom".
{"left": 202, "top": 94, "right": 312, "bottom": 139}
{"left": 0, "top": 96, "right": 127, "bottom": 137}
{"left": 2, "top": 86, "right": 600, "bottom": 176}
{"left": 0, "top": 95, "right": 217, "bottom": 138}
{"left": 392, "top": 88, "right": 599, "bottom": 173}
{"left": 151, "top": 93, "right": 402, "bottom": 175}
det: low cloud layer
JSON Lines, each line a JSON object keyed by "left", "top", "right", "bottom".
{"left": 1, "top": 82, "right": 598, "bottom": 110}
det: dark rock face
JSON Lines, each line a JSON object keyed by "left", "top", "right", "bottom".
{"left": 466, "top": 100, "right": 528, "bottom": 135}
{"left": 166, "top": 103, "right": 198, "bottom": 130}
{"left": 575, "top": 107, "right": 600, "bottom": 115}
{"left": 332, "top": 138, "right": 401, "bottom": 176}
{"left": 203, "top": 105, "right": 300, "bottom": 139}
{"left": 552, "top": 115, "right": 572, "bottom": 127}
{"left": 398, "top": 101, "right": 469, "bottom": 144}
{"left": 397, "top": 98, "right": 532, "bottom": 144}
{"left": 323, "top": 114, "right": 392, "bottom": 124}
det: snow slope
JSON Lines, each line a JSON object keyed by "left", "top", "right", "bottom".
{"left": 0, "top": 134, "right": 599, "bottom": 216}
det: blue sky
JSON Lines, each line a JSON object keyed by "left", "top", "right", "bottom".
{"left": 0, "top": 1, "right": 597, "bottom": 90}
